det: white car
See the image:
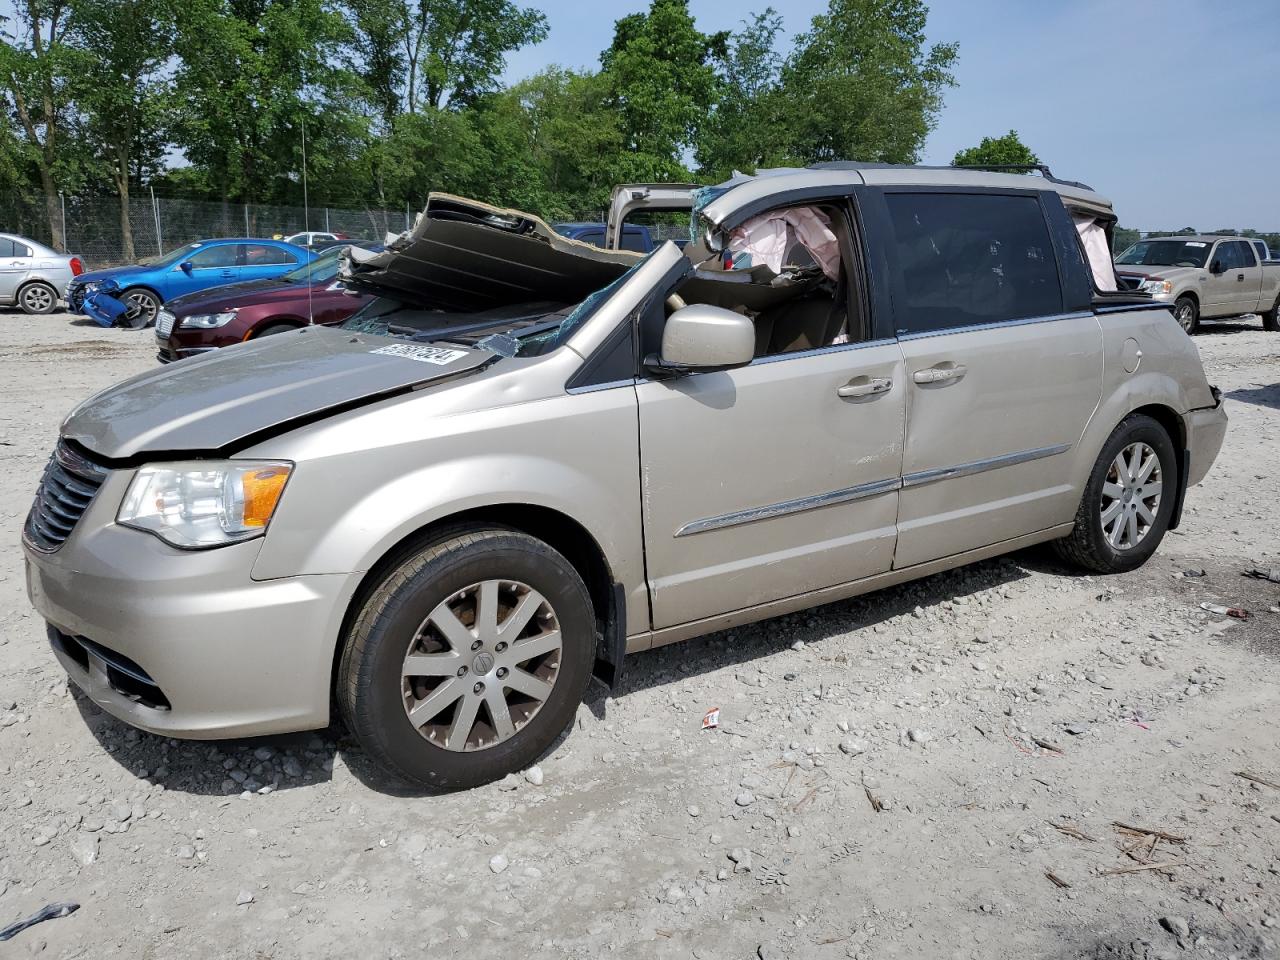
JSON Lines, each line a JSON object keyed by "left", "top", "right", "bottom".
{"left": 283, "top": 231, "right": 344, "bottom": 249}
{"left": 0, "top": 233, "right": 85, "bottom": 314}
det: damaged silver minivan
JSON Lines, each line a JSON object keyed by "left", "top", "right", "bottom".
{"left": 23, "top": 164, "right": 1228, "bottom": 790}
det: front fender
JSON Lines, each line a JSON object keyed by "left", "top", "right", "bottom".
{"left": 243, "top": 353, "right": 647, "bottom": 632}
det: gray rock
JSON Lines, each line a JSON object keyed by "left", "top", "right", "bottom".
{"left": 175, "top": 845, "right": 196, "bottom": 861}
{"left": 734, "top": 791, "right": 756, "bottom": 807}
{"left": 236, "top": 889, "right": 255, "bottom": 905}
{"left": 488, "top": 854, "right": 509, "bottom": 874}
{"left": 68, "top": 832, "right": 99, "bottom": 866}
{"left": 908, "top": 728, "right": 930, "bottom": 744}
{"left": 687, "top": 804, "right": 701, "bottom": 818}
{"left": 664, "top": 885, "right": 685, "bottom": 904}
{"left": 839, "top": 739, "right": 866, "bottom": 756}
{"left": 253, "top": 746, "right": 274, "bottom": 761}
{"left": 1064, "top": 722, "right": 1089, "bottom": 735}
{"left": 523, "top": 765, "right": 544, "bottom": 786}
{"left": 1160, "top": 916, "right": 1190, "bottom": 941}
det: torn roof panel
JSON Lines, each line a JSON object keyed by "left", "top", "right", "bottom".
{"left": 339, "top": 193, "right": 644, "bottom": 311}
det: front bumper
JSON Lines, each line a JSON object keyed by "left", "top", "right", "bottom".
{"left": 156, "top": 344, "right": 217, "bottom": 364}
{"left": 24, "top": 474, "right": 351, "bottom": 738}
{"left": 1186, "top": 390, "right": 1228, "bottom": 488}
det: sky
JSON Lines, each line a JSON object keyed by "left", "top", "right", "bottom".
{"left": 502, "top": 0, "right": 1280, "bottom": 230}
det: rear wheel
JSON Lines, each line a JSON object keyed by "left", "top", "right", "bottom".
{"left": 338, "top": 527, "right": 595, "bottom": 791}
{"left": 1173, "top": 295, "right": 1198, "bottom": 334}
{"left": 1054, "top": 414, "right": 1177, "bottom": 573}
{"left": 1263, "top": 298, "right": 1279, "bottom": 332}
{"left": 18, "top": 282, "right": 57, "bottom": 315}
{"left": 121, "top": 288, "right": 160, "bottom": 329}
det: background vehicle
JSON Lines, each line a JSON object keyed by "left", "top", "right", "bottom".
{"left": 25, "top": 168, "right": 1227, "bottom": 791}
{"left": 0, "top": 233, "right": 84, "bottom": 314}
{"left": 156, "top": 243, "right": 379, "bottom": 362}
{"left": 283, "top": 231, "right": 349, "bottom": 250}
{"left": 1115, "top": 235, "right": 1280, "bottom": 332}
{"left": 1251, "top": 238, "right": 1273, "bottom": 262}
{"left": 68, "top": 238, "right": 315, "bottom": 326}
{"left": 554, "top": 221, "right": 656, "bottom": 252}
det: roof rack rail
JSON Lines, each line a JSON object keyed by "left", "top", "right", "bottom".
{"left": 952, "top": 163, "right": 1094, "bottom": 191}
{"left": 806, "top": 160, "right": 1094, "bottom": 193}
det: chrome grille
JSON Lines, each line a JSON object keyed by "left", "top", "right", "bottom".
{"left": 24, "top": 442, "right": 108, "bottom": 552}
{"left": 155, "top": 309, "right": 176, "bottom": 338}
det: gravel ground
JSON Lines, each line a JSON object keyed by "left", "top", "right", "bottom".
{"left": 0, "top": 313, "right": 1277, "bottom": 959}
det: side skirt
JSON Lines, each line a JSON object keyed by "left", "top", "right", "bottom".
{"left": 624, "top": 522, "right": 1074, "bottom": 654}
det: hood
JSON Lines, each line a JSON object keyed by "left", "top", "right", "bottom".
{"left": 74, "top": 264, "right": 147, "bottom": 285}
{"left": 165, "top": 277, "right": 299, "bottom": 313}
{"left": 62, "top": 326, "right": 490, "bottom": 459}
{"left": 1113, "top": 263, "right": 1199, "bottom": 279}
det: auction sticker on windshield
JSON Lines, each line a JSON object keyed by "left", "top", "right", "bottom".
{"left": 369, "top": 344, "right": 470, "bottom": 365}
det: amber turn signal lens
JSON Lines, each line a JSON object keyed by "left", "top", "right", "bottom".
{"left": 241, "top": 466, "right": 291, "bottom": 527}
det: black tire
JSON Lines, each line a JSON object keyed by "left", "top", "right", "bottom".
{"left": 1054, "top": 414, "right": 1177, "bottom": 573}
{"left": 1263, "top": 298, "right": 1280, "bottom": 332}
{"left": 255, "top": 323, "right": 297, "bottom": 337}
{"left": 1173, "top": 295, "right": 1198, "bottom": 334}
{"left": 120, "top": 288, "right": 161, "bottom": 329}
{"left": 338, "top": 527, "right": 595, "bottom": 791}
{"left": 18, "top": 282, "right": 57, "bottom": 315}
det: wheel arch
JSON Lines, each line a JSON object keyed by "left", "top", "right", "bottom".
{"left": 249, "top": 317, "right": 308, "bottom": 338}
{"left": 16, "top": 276, "right": 58, "bottom": 303}
{"left": 329, "top": 503, "right": 626, "bottom": 706}
{"left": 118, "top": 283, "right": 164, "bottom": 303}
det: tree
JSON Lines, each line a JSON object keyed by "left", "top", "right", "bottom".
{"left": 0, "top": 0, "right": 90, "bottom": 249}
{"left": 172, "top": 0, "right": 356, "bottom": 207}
{"left": 72, "top": 0, "right": 175, "bottom": 261}
{"left": 952, "top": 129, "right": 1038, "bottom": 169}
{"left": 780, "top": 0, "right": 957, "bottom": 165}
{"left": 1112, "top": 225, "right": 1140, "bottom": 253}
{"left": 347, "top": 0, "right": 546, "bottom": 116}
{"left": 695, "top": 9, "right": 793, "bottom": 180}
{"left": 600, "top": 0, "right": 726, "bottom": 180}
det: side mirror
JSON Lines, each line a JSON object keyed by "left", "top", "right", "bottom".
{"left": 646, "top": 304, "right": 755, "bottom": 375}
{"left": 1209, "top": 260, "right": 1224, "bottom": 275}
{"left": 179, "top": 261, "right": 194, "bottom": 274}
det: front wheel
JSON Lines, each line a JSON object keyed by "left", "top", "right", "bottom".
{"left": 120, "top": 288, "right": 161, "bottom": 329}
{"left": 338, "top": 527, "right": 595, "bottom": 791}
{"left": 1173, "top": 295, "right": 1199, "bottom": 334}
{"left": 1054, "top": 414, "right": 1177, "bottom": 573}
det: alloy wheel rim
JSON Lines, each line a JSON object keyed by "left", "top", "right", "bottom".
{"left": 1100, "top": 441, "right": 1162, "bottom": 550}
{"left": 1175, "top": 302, "right": 1193, "bottom": 330}
{"left": 24, "top": 287, "right": 52, "bottom": 311}
{"left": 401, "top": 580, "right": 562, "bottom": 752}
{"left": 126, "top": 293, "right": 157, "bottom": 323}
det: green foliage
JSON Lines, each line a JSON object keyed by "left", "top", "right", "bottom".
{"left": 1112, "top": 225, "right": 1141, "bottom": 253}
{"left": 952, "top": 130, "right": 1039, "bottom": 169}
{"left": 780, "top": 0, "right": 958, "bottom": 164}
{"left": 600, "top": 0, "right": 725, "bottom": 181}
{"left": 0, "top": 0, "right": 991, "bottom": 235}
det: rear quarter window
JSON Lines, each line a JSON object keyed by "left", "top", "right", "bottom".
{"left": 885, "top": 193, "right": 1064, "bottom": 335}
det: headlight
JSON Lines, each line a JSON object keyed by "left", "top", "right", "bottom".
{"left": 181, "top": 311, "right": 238, "bottom": 329}
{"left": 1139, "top": 278, "right": 1172, "bottom": 296}
{"left": 118, "top": 461, "right": 293, "bottom": 548}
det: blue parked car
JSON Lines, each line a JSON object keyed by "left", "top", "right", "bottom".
{"left": 553, "top": 222, "right": 658, "bottom": 253}
{"left": 68, "top": 238, "right": 316, "bottom": 328}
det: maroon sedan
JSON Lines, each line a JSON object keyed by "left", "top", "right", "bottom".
{"left": 154, "top": 244, "right": 377, "bottom": 363}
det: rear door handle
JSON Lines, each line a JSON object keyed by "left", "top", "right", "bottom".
{"left": 837, "top": 376, "right": 892, "bottom": 399}
{"left": 913, "top": 363, "right": 967, "bottom": 385}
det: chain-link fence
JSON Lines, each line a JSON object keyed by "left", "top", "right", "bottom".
{"left": 0, "top": 191, "right": 701, "bottom": 268}
{"left": 1, "top": 193, "right": 417, "bottom": 268}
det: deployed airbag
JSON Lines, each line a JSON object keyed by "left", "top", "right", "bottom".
{"left": 1073, "top": 214, "right": 1118, "bottom": 292}
{"left": 340, "top": 194, "right": 644, "bottom": 311}
{"left": 726, "top": 206, "right": 842, "bottom": 281}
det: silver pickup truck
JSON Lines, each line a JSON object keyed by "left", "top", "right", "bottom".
{"left": 1115, "top": 234, "right": 1280, "bottom": 333}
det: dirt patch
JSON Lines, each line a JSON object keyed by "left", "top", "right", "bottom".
{"left": 0, "top": 311, "right": 1276, "bottom": 959}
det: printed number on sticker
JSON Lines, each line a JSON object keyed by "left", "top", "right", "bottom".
{"left": 370, "top": 343, "right": 468, "bottom": 365}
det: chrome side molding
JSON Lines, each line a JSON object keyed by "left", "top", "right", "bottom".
{"left": 675, "top": 442, "right": 1072, "bottom": 537}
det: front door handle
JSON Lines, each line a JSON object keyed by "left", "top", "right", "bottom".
{"left": 1237, "top": 273, "right": 1245, "bottom": 281}
{"left": 913, "top": 363, "right": 967, "bottom": 385}
{"left": 837, "top": 376, "right": 892, "bottom": 399}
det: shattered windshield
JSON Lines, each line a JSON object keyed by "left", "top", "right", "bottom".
{"left": 341, "top": 253, "right": 650, "bottom": 358}
{"left": 1115, "top": 240, "right": 1211, "bottom": 268}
